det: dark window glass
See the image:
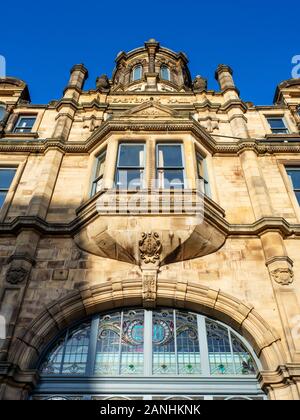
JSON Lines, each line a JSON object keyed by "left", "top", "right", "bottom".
{"left": 0, "top": 168, "right": 16, "bottom": 208}
{"left": 14, "top": 116, "right": 36, "bottom": 133}
{"left": 287, "top": 168, "right": 300, "bottom": 205}
{"left": 116, "top": 144, "right": 145, "bottom": 190}
{"left": 132, "top": 65, "right": 142, "bottom": 82}
{"left": 157, "top": 144, "right": 185, "bottom": 189}
{"left": 160, "top": 65, "right": 170, "bottom": 81}
{"left": 0, "top": 106, "right": 5, "bottom": 122}
{"left": 267, "top": 118, "right": 289, "bottom": 134}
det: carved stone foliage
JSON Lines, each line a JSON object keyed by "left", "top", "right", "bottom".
{"left": 142, "top": 273, "right": 157, "bottom": 302}
{"left": 6, "top": 267, "right": 28, "bottom": 285}
{"left": 139, "top": 232, "right": 162, "bottom": 264}
{"left": 271, "top": 268, "right": 294, "bottom": 286}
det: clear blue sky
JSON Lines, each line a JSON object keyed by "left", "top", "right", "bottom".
{"left": 1, "top": 0, "right": 299, "bottom": 105}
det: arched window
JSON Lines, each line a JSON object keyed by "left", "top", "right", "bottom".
{"left": 160, "top": 65, "right": 170, "bottom": 81}
{"left": 33, "top": 309, "right": 265, "bottom": 400}
{"left": 131, "top": 65, "right": 142, "bottom": 82}
{"left": 0, "top": 105, "right": 6, "bottom": 122}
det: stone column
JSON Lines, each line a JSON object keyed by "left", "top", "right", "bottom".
{"left": 52, "top": 64, "right": 88, "bottom": 140}
{"left": 215, "top": 64, "right": 249, "bottom": 138}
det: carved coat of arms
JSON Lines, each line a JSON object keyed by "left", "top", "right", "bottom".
{"left": 139, "top": 232, "right": 162, "bottom": 264}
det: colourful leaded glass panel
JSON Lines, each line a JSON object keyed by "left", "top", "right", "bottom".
{"left": 120, "top": 309, "right": 144, "bottom": 375}
{"left": 94, "top": 312, "right": 122, "bottom": 375}
{"left": 152, "top": 309, "right": 176, "bottom": 375}
{"left": 206, "top": 320, "right": 234, "bottom": 375}
{"left": 231, "top": 332, "right": 256, "bottom": 375}
{"left": 176, "top": 311, "right": 201, "bottom": 375}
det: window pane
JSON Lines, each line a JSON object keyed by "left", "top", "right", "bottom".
{"left": 287, "top": 169, "right": 300, "bottom": 189}
{"left": 94, "top": 312, "right": 122, "bottom": 376}
{"left": 116, "top": 169, "right": 144, "bottom": 189}
{"left": 176, "top": 311, "right": 201, "bottom": 375}
{"left": 118, "top": 145, "right": 144, "bottom": 167}
{"left": 40, "top": 337, "right": 66, "bottom": 374}
{"left": 160, "top": 169, "right": 184, "bottom": 189}
{"left": 157, "top": 145, "right": 183, "bottom": 168}
{"left": 120, "top": 309, "right": 144, "bottom": 375}
{"left": 267, "top": 118, "right": 286, "bottom": 129}
{"left": 206, "top": 320, "right": 234, "bottom": 375}
{"left": 153, "top": 309, "right": 176, "bottom": 375}
{"left": 61, "top": 323, "right": 91, "bottom": 375}
{"left": 0, "top": 168, "right": 16, "bottom": 189}
{"left": 0, "top": 191, "right": 6, "bottom": 208}
{"left": 96, "top": 153, "right": 106, "bottom": 178}
{"left": 0, "top": 106, "right": 5, "bottom": 122}
{"left": 17, "top": 117, "right": 36, "bottom": 128}
{"left": 161, "top": 66, "right": 170, "bottom": 81}
{"left": 296, "top": 191, "right": 300, "bottom": 205}
{"left": 132, "top": 66, "right": 142, "bottom": 81}
{"left": 231, "top": 333, "right": 256, "bottom": 375}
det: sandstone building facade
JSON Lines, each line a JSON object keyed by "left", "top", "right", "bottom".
{"left": 0, "top": 39, "right": 300, "bottom": 400}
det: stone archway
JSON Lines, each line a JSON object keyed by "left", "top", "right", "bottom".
{"left": 9, "top": 279, "right": 284, "bottom": 376}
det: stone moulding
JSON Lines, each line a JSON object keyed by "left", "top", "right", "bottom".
{"left": 0, "top": 118, "right": 300, "bottom": 155}
{"left": 8, "top": 282, "right": 284, "bottom": 375}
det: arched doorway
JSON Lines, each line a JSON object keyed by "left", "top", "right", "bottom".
{"left": 31, "top": 308, "right": 266, "bottom": 400}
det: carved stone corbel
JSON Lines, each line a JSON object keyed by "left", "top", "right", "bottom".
{"left": 266, "top": 256, "right": 294, "bottom": 286}
{"left": 139, "top": 232, "right": 162, "bottom": 307}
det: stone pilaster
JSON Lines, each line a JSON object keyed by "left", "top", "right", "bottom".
{"left": 239, "top": 149, "right": 273, "bottom": 219}
{"left": 261, "top": 232, "right": 300, "bottom": 363}
{"left": 0, "top": 149, "right": 64, "bottom": 362}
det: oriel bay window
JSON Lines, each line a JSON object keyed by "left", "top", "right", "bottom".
{"left": 286, "top": 167, "right": 300, "bottom": 205}
{"left": 156, "top": 143, "right": 185, "bottom": 189}
{"left": 91, "top": 150, "right": 106, "bottom": 196}
{"left": 0, "top": 167, "right": 17, "bottom": 208}
{"left": 115, "top": 143, "right": 145, "bottom": 190}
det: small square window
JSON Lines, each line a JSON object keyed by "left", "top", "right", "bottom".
{"left": 14, "top": 116, "right": 36, "bottom": 133}
{"left": 266, "top": 118, "right": 289, "bottom": 134}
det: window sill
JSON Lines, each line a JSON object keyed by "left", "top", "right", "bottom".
{"left": 1, "top": 131, "right": 39, "bottom": 140}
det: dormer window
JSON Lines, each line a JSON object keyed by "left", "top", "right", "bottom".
{"left": 160, "top": 65, "right": 170, "bottom": 81}
{"left": 131, "top": 65, "right": 142, "bottom": 82}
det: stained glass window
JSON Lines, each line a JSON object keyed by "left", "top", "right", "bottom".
{"left": 152, "top": 310, "right": 176, "bottom": 375}
{"left": 39, "top": 309, "right": 258, "bottom": 378}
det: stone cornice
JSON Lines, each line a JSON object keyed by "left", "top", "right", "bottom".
{"left": 0, "top": 120, "right": 299, "bottom": 156}
{"left": 0, "top": 212, "right": 299, "bottom": 239}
